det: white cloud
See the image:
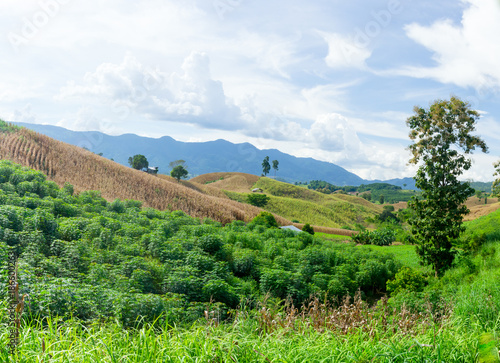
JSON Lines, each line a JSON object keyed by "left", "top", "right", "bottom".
{"left": 57, "top": 107, "right": 102, "bottom": 132}
{"left": 319, "top": 31, "right": 372, "bottom": 69}
{"left": 308, "top": 113, "right": 361, "bottom": 154}
{"left": 10, "top": 105, "right": 37, "bottom": 124}
{"left": 398, "top": 0, "right": 500, "bottom": 90}
{"left": 58, "top": 52, "right": 242, "bottom": 130}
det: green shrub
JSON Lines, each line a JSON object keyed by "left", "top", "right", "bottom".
{"left": 247, "top": 193, "right": 270, "bottom": 207}
{"left": 117, "top": 293, "right": 165, "bottom": 329}
{"left": 302, "top": 223, "right": 314, "bottom": 235}
{"left": 351, "top": 228, "right": 396, "bottom": 246}
{"left": 197, "top": 235, "right": 223, "bottom": 254}
{"left": 251, "top": 211, "right": 278, "bottom": 228}
{"left": 386, "top": 267, "right": 426, "bottom": 295}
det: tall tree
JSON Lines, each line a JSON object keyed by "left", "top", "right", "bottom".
{"left": 262, "top": 156, "right": 270, "bottom": 176}
{"left": 406, "top": 97, "right": 488, "bottom": 277}
{"left": 272, "top": 160, "right": 279, "bottom": 177}
{"left": 493, "top": 160, "right": 500, "bottom": 197}
{"left": 128, "top": 154, "right": 149, "bottom": 170}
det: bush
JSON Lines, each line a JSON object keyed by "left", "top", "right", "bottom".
{"left": 386, "top": 267, "right": 426, "bottom": 295}
{"left": 251, "top": 211, "right": 278, "bottom": 228}
{"left": 247, "top": 193, "right": 270, "bottom": 207}
{"left": 351, "top": 228, "right": 396, "bottom": 246}
{"left": 117, "top": 293, "right": 165, "bottom": 328}
{"left": 302, "top": 223, "right": 314, "bottom": 235}
{"left": 197, "top": 235, "right": 223, "bottom": 254}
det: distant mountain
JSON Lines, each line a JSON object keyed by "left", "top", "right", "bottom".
{"left": 13, "top": 122, "right": 415, "bottom": 187}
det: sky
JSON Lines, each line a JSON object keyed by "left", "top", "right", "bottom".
{"left": 1, "top": 0, "right": 500, "bottom": 181}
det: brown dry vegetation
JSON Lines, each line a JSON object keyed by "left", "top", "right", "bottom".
{"left": 0, "top": 126, "right": 291, "bottom": 225}
{"left": 190, "top": 172, "right": 260, "bottom": 193}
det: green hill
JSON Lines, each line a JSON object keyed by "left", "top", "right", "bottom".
{"left": 224, "top": 177, "right": 382, "bottom": 229}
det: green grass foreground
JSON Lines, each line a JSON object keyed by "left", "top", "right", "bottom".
{"left": 0, "top": 313, "right": 482, "bottom": 362}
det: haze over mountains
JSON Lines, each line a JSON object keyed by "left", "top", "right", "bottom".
{"left": 14, "top": 122, "right": 416, "bottom": 189}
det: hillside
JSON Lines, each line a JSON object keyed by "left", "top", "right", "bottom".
{"left": 0, "top": 121, "right": 290, "bottom": 225}
{"left": 13, "top": 122, "right": 368, "bottom": 185}
{"left": 197, "top": 174, "right": 383, "bottom": 229}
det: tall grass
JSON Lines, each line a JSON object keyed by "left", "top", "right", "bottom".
{"left": 0, "top": 298, "right": 481, "bottom": 362}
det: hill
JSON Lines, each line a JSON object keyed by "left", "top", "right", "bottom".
{"left": 13, "top": 122, "right": 368, "bottom": 186}
{"left": 198, "top": 174, "right": 383, "bottom": 229}
{"left": 0, "top": 120, "right": 289, "bottom": 225}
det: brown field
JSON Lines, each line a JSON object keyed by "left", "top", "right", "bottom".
{"left": 392, "top": 197, "right": 499, "bottom": 221}
{"left": 464, "top": 200, "right": 500, "bottom": 221}
{"left": 0, "top": 125, "right": 290, "bottom": 225}
{"left": 190, "top": 172, "right": 260, "bottom": 193}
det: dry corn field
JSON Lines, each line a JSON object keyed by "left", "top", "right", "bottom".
{"left": 190, "top": 172, "right": 260, "bottom": 193}
{"left": 0, "top": 126, "right": 291, "bottom": 225}
{"left": 253, "top": 291, "right": 447, "bottom": 337}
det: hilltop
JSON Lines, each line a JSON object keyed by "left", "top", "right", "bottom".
{"left": 14, "top": 122, "right": 413, "bottom": 187}
{"left": 0, "top": 121, "right": 289, "bottom": 225}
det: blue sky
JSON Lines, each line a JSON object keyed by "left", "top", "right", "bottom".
{"left": 1, "top": 0, "right": 499, "bottom": 181}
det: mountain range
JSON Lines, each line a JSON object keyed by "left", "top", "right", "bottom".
{"left": 13, "top": 122, "right": 416, "bottom": 188}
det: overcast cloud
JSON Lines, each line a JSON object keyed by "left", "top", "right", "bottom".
{"left": 1, "top": 0, "right": 499, "bottom": 181}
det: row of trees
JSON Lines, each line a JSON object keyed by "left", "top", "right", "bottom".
{"left": 262, "top": 157, "right": 279, "bottom": 177}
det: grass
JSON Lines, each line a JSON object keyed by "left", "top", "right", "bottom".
{"left": 359, "top": 244, "right": 429, "bottom": 272}
{"left": 223, "top": 179, "right": 381, "bottom": 229}
{"left": 463, "top": 207, "right": 500, "bottom": 241}
{"left": 0, "top": 299, "right": 482, "bottom": 362}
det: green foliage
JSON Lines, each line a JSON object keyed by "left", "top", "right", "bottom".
{"left": 251, "top": 211, "right": 278, "bottom": 228}
{"left": 262, "top": 156, "right": 270, "bottom": 176}
{"left": 351, "top": 228, "right": 396, "bottom": 246}
{"left": 128, "top": 154, "right": 149, "bottom": 170}
{"left": 406, "top": 97, "right": 488, "bottom": 277}
{"left": 246, "top": 193, "right": 270, "bottom": 207}
{"left": 302, "top": 223, "right": 314, "bottom": 235}
{"left": 493, "top": 160, "right": 500, "bottom": 197}
{"left": 272, "top": 159, "right": 279, "bottom": 176}
{"left": 386, "top": 267, "right": 426, "bottom": 295}
{"left": 0, "top": 119, "right": 21, "bottom": 133}
{"left": 1, "top": 160, "right": 407, "bottom": 332}
{"left": 171, "top": 165, "right": 188, "bottom": 182}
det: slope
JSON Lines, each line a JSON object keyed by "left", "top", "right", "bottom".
{"left": 13, "top": 122, "right": 365, "bottom": 185}
{"left": 0, "top": 121, "right": 290, "bottom": 225}
{"left": 195, "top": 173, "right": 383, "bottom": 229}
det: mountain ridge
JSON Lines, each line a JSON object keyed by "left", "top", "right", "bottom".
{"left": 13, "top": 122, "right": 416, "bottom": 188}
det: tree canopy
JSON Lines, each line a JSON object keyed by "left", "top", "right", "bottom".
{"left": 262, "top": 156, "right": 270, "bottom": 176}
{"left": 406, "top": 97, "right": 488, "bottom": 277}
{"left": 272, "top": 160, "right": 279, "bottom": 177}
{"left": 128, "top": 155, "right": 149, "bottom": 170}
{"left": 493, "top": 160, "right": 500, "bottom": 197}
{"left": 171, "top": 165, "right": 188, "bottom": 182}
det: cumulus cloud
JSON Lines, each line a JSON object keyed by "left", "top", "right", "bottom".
{"left": 308, "top": 113, "right": 361, "bottom": 154}
{"left": 58, "top": 52, "right": 242, "bottom": 130}
{"left": 319, "top": 31, "right": 372, "bottom": 69}
{"left": 396, "top": 0, "right": 500, "bottom": 90}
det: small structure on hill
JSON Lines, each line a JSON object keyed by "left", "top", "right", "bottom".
{"left": 252, "top": 188, "right": 263, "bottom": 193}
{"left": 146, "top": 166, "right": 159, "bottom": 175}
